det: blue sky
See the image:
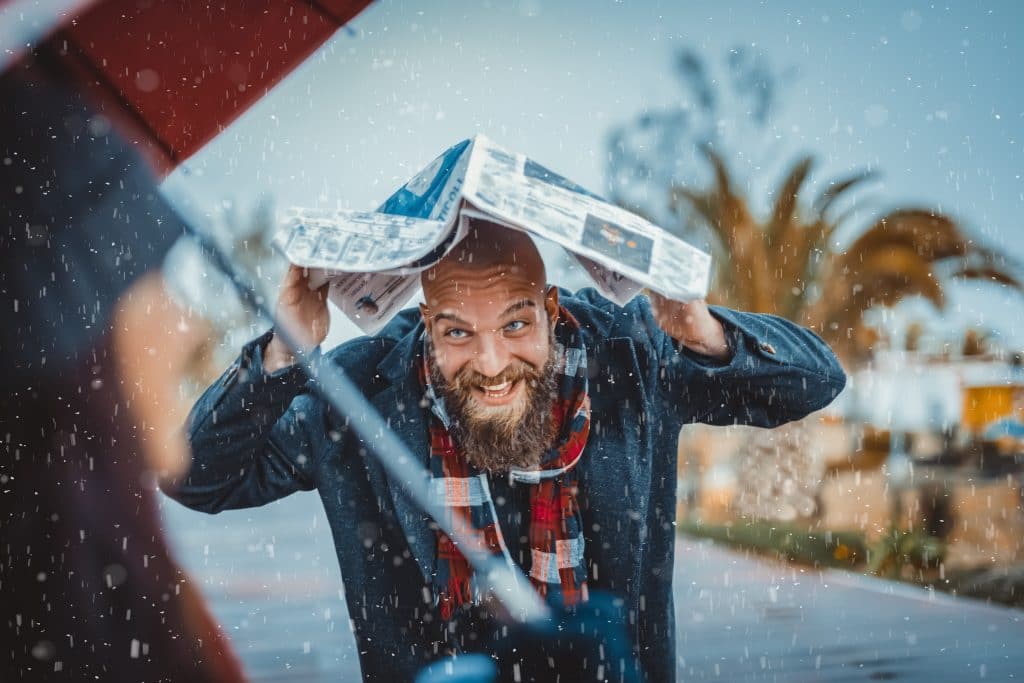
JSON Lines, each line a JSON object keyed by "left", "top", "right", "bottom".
{"left": 164, "top": 0, "right": 1024, "bottom": 346}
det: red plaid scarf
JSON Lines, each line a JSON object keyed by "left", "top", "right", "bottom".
{"left": 421, "top": 307, "right": 590, "bottom": 620}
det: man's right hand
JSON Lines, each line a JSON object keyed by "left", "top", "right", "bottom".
{"left": 264, "top": 265, "right": 330, "bottom": 373}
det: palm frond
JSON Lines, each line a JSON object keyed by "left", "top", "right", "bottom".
{"left": 659, "top": 147, "right": 1020, "bottom": 363}
{"left": 812, "top": 169, "right": 878, "bottom": 218}
{"left": 947, "top": 266, "right": 1022, "bottom": 289}
{"left": 669, "top": 186, "right": 727, "bottom": 250}
{"left": 845, "top": 209, "right": 969, "bottom": 261}
{"left": 776, "top": 219, "right": 830, "bottom": 318}
{"left": 701, "top": 144, "right": 734, "bottom": 198}
{"left": 669, "top": 185, "right": 715, "bottom": 224}
{"left": 768, "top": 156, "right": 814, "bottom": 244}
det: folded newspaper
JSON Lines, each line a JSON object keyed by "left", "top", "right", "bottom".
{"left": 273, "top": 135, "right": 711, "bottom": 334}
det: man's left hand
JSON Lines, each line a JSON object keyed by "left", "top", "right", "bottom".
{"left": 647, "top": 291, "right": 731, "bottom": 361}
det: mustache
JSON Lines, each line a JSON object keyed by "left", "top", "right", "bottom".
{"left": 427, "top": 338, "right": 559, "bottom": 473}
{"left": 448, "top": 361, "right": 542, "bottom": 393}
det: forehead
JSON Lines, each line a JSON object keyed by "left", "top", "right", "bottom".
{"left": 423, "top": 262, "right": 545, "bottom": 316}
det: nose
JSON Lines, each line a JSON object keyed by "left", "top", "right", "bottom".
{"left": 473, "top": 333, "right": 512, "bottom": 379}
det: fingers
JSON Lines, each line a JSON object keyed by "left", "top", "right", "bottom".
{"left": 645, "top": 290, "right": 664, "bottom": 314}
{"left": 282, "top": 264, "right": 317, "bottom": 289}
{"left": 648, "top": 290, "right": 698, "bottom": 322}
{"left": 645, "top": 291, "right": 720, "bottom": 350}
{"left": 279, "top": 265, "right": 303, "bottom": 305}
{"left": 280, "top": 265, "right": 325, "bottom": 306}
{"left": 274, "top": 264, "right": 330, "bottom": 351}
{"left": 648, "top": 290, "right": 695, "bottom": 314}
{"left": 315, "top": 281, "right": 330, "bottom": 301}
{"left": 283, "top": 263, "right": 303, "bottom": 285}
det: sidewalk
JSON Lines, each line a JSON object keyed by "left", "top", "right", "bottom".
{"left": 674, "top": 537, "right": 1024, "bottom": 681}
{"left": 162, "top": 492, "right": 360, "bottom": 681}
{"left": 162, "top": 493, "right": 1024, "bottom": 681}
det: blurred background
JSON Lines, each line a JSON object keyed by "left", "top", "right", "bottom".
{"left": 154, "top": 1, "right": 1024, "bottom": 679}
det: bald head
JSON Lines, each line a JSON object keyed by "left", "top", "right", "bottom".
{"left": 421, "top": 221, "right": 546, "bottom": 297}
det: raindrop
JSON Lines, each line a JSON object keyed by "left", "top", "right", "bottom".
{"left": 865, "top": 105, "right": 889, "bottom": 127}
{"left": 134, "top": 69, "right": 160, "bottom": 93}
{"left": 103, "top": 563, "right": 128, "bottom": 588}
{"left": 900, "top": 10, "right": 923, "bottom": 32}
{"left": 31, "top": 641, "right": 55, "bottom": 661}
{"left": 88, "top": 115, "right": 111, "bottom": 137}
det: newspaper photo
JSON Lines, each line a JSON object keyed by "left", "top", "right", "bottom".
{"left": 273, "top": 134, "right": 711, "bottom": 333}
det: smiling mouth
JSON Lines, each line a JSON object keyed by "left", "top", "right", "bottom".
{"left": 476, "top": 379, "right": 519, "bottom": 401}
{"left": 477, "top": 382, "right": 512, "bottom": 397}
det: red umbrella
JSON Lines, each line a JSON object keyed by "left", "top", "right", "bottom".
{"left": 1, "top": 3, "right": 372, "bottom": 679}
{"left": 8, "top": 0, "right": 372, "bottom": 176}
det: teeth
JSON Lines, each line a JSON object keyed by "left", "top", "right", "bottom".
{"left": 480, "top": 380, "right": 512, "bottom": 395}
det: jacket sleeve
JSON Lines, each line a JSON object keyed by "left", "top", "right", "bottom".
{"left": 642, "top": 300, "right": 847, "bottom": 427}
{"left": 162, "top": 330, "right": 320, "bottom": 513}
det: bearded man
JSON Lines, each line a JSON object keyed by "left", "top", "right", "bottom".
{"left": 169, "top": 222, "right": 845, "bottom": 681}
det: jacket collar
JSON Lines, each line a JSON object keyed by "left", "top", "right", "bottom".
{"left": 367, "top": 313, "right": 435, "bottom": 581}
{"left": 377, "top": 310, "right": 425, "bottom": 386}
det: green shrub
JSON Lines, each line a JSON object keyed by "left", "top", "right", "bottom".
{"left": 678, "top": 519, "right": 867, "bottom": 568}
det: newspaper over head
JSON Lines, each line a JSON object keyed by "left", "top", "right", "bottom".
{"left": 273, "top": 135, "right": 712, "bottom": 334}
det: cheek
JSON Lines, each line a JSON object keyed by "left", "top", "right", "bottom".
{"left": 432, "top": 344, "right": 469, "bottom": 382}
{"left": 516, "top": 333, "right": 551, "bottom": 369}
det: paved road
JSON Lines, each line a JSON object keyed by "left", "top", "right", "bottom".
{"left": 162, "top": 492, "right": 358, "bottom": 681}
{"left": 674, "top": 539, "right": 1023, "bottom": 681}
{"left": 161, "top": 492, "right": 1024, "bottom": 681}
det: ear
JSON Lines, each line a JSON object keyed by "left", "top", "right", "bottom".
{"left": 544, "top": 286, "right": 559, "bottom": 331}
{"left": 419, "top": 303, "right": 432, "bottom": 335}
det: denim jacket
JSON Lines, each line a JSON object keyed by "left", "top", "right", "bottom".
{"left": 169, "top": 289, "right": 846, "bottom": 681}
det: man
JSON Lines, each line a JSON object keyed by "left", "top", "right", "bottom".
{"left": 170, "top": 223, "right": 845, "bottom": 681}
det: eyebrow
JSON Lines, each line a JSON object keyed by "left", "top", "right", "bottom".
{"left": 500, "top": 299, "right": 536, "bottom": 318}
{"left": 433, "top": 311, "right": 470, "bottom": 326}
{"left": 431, "top": 300, "right": 536, "bottom": 326}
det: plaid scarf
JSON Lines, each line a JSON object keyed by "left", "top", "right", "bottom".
{"left": 420, "top": 307, "right": 591, "bottom": 620}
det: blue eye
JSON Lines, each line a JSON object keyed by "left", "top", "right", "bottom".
{"left": 445, "top": 328, "right": 469, "bottom": 339}
{"left": 504, "top": 320, "right": 527, "bottom": 333}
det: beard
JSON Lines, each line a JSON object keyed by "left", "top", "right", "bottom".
{"left": 428, "top": 337, "right": 559, "bottom": 473}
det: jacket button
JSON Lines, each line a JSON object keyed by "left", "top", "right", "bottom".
{"left": 758, "top": 341, "right": 777, "bottom": 355}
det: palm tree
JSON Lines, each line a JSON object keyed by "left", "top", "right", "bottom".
{"left": 668, "top": 146, "right": 1021, "bottom": 364}
{"left": 663, "top": 148, "right": 1022, "bottom": 524}
{"left": 607, "top": 46, "right": 1022, "bottom": 525}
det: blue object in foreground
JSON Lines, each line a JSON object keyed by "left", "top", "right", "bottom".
{"left": 414, "top": 655, "right": 498, "bottom": 683}
{"left": 414, "top": 592, "right": 645, "bottom": 683}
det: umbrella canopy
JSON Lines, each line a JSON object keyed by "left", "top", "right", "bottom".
{"left": 5, "top": 0, "right": 372, "bottom": 176}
